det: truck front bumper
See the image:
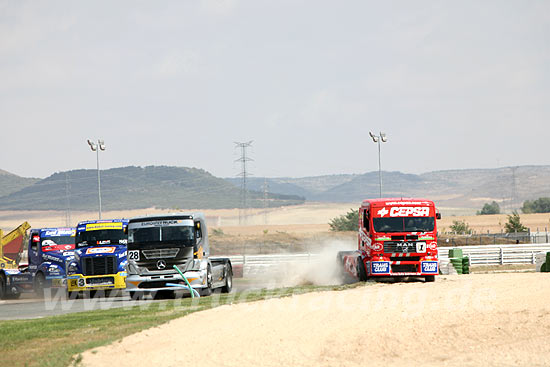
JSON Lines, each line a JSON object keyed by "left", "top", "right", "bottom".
{"left": 125, "top": 269, "right": 207, "bottom": 293}
{"left": 67, "top": 272, "right": 127, "bottom": 292}
{"left": 367, "top": 260, "right": 439, "bottom": 276}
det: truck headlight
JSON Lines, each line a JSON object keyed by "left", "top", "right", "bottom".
{"left": 67, "top": 262, "right": 78, "bottom": 275}
{"left": 127, "top": 261, "right": 139, "bottom": 275}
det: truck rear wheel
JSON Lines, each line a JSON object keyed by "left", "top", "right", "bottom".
{"left": 425, "top": 276, "right": 435, "bottom": 283}
{"left": 221, "top": 265, "right": 232, "bottom": 293}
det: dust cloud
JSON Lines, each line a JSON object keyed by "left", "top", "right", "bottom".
{"left": 242, "top": 240, "right": 356, "bottom": 289}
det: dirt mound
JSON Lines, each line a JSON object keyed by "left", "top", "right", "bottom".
{"left": 81, "top": 273, "right": 550, "bottom": 367}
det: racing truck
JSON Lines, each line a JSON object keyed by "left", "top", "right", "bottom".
{"left": 125, "top": 213, "right": 232, "bottom": 299}
{"left": 67, "top": 219, "right": 128, "bottom": 296}
{"left": 0, "top": 227, "right": 76, "bottom": 299}
{"left": 338, "top": 198, "right": 441, "bottom": 282}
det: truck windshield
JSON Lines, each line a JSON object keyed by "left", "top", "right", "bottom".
{"left": 129, "top": 226, "right": 194, "bottom": 245}
{"left": 373, "top": 217, "right": 435, "bottom": 233}
{"left": 76, "top": 230, "right": 127, "bottom": 247}
{"left": 41, "top": 236, "right": 75, "bottom": 252}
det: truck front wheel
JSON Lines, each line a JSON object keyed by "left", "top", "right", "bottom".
{"left": 425, "top": 276, "right": 435, "bottom": 283}
{"left": 0, "top": 273, "right": 6, "bottom": 300}
{"left": 34, "top": 272, "right": 46, "bottom": 297}
{"left": 200, "top": 265, "right": 213, "bottom": 296}
{"left": 357, "top": 258, "right": 368, "bottom": 282}
{"left": 129, "top": 291, "right": 143, "bottom": 300}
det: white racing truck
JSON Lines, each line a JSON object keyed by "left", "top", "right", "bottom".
{"left": 125, "top": 213, "right": 232, "bottom": 299}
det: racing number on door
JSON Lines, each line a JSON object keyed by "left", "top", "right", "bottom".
{"left": 416, "top": 242, "right": 426, "bottom": 253}
{"left": 128, "top": 250, "right": 140, "bottom": 261}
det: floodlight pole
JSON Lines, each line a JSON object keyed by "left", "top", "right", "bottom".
{"left": 87, "top": 139, "right": 105, "bottom": 219}
{"left": 369, "top": 132, "right": 387, "bottom": 198}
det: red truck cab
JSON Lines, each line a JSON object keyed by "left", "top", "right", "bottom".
{"left": 339, "top": 198, "right": 440, "bottom": 282}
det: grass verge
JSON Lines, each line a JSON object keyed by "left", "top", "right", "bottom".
{"left": 0, "top": 282, "right": 364, "bottom": 367}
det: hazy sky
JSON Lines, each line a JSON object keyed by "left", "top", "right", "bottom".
{"left": 1, "top": 0, "right": 549, "bottom": 179}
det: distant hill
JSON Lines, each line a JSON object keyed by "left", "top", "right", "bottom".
{"left": 0, "top": 166, "right": 304, "bottom": 210}
{"left": 0, "top": 169, "right": 39, "bottom": 197}
{"left": 226, "top": 166, "right": 550, "bottom": 211}
{"left": 4, "top": 165, "right": 550, "bottom": 212}
{"left": 225, "top": 174, "right": 357, "bottom": 199}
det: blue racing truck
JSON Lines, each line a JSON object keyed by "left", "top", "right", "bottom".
{"left": 0, "top": 227, "right": 76, "bottom": 299}
{"left": 67, "top": 219, "right": 128, "bottom": 296}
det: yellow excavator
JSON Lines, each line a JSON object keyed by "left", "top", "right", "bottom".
{"left": 0, "top": 222, "right": 31, "bottom": 269}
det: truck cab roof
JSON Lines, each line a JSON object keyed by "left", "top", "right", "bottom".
{"left": 128, "top": 212, "right": 205, "bottom": 223}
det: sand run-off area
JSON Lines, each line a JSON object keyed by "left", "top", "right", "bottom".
{"left": 81, "top": 272, "right": 550, "bottom": 367}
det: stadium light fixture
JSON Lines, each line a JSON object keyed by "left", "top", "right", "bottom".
{"left": 369, "top": 132, "right": 388, "bottom": 198}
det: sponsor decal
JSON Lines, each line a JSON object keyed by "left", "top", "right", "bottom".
{"left": 42, "top": 228, "right": 76, "bottom": 237}
{"left": 130, "top": 219, "right": 194, "bottom": 228}
{"left": 376, "top": 236, "right": 391, "bottom": 241}
{"left": 421, "top": 261, "right": 438, "bottom": 274}
{"left": 85, "top": 222, "right": 123, "bottom": 231}
{"left": 371, "top": 261, "right": 390, "bottom": 274}
{"left": 377, "top": 207, "right": 430, "bottom": 217}
{"left": 377, "top": 208, "right": 389, "bottom": 217}
{"left": 42, "top": 241, "right": 75, "bottom": 252}
{"left": 85, "top": 247, "right": 116, "bottom": 254}
{"left": 43, "top": 254, "right": 64, "bottom": 263}
{"left": 385, "top": 201, "right": 431, "bottom": 206}
{"left": 427, "top": 242, "right": 437, "bottom": 250}
{"left": 371, "top": 243, "right": 383, "bottom": 251}
{"left": 418, "top": 236, "right": 434, "bottom": 240}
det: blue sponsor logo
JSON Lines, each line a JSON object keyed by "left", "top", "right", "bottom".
{"left": 421, "top": 261, "right": 438, "bottom": 274}
{"left": 371, "top": 261, "right": 390, "bottom": 274}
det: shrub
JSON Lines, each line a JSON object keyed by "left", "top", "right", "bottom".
{"left": 450, "top": 220, "right": 472, "bottom": 234}
{"left": 329, "top": 209, "right": 358, "bottom": 231}
{"left": 477, "top": 201, "right": 500, "bottom": 215}
{"left": 504, "top": 211, "right": 528, "bottom": 233}
{"left": 522, "top": 197, "right": 550, "bottom": 213}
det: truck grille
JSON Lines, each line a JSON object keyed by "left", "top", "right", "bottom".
{"left": 391, "top": 264, "right": 418, "bottom": 273}
{"left": 142, "top": 248, "right": 180, "bottom": 259}
{"left": 82, "top": 256, "right": 116, "bottom": 276}
{"left": 390, "top": 256, "right": 421, "bottom": 262}
{"left": 384, "top": 242, "right": 419, "bottom": 253}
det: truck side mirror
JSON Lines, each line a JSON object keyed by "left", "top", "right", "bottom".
{"left": 31, "top": 235, "right": 40, "bottom": 251}
{"left": 436, "top": 212, "right": 441, "bottom": 220}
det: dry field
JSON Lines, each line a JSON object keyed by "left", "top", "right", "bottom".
{"left": 81, "top": 272, "right": 550, "bottom": 367}
{"left": 2, "top": 203, "right": 550, "bottom": 235}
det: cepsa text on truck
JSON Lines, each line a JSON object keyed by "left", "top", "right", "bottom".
{"left": 67, "top": 219, "right": 128, "bottom": 294}
{"left": 338, "top": 198, "right": 441, "bottom": 282}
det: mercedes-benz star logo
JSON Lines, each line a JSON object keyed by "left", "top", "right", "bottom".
{"left": 157, "top": 260, "right": 166, "bottom": 270}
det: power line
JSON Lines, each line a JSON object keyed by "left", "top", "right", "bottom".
{"left": 65, "top": 172, "right": 71, "bottom": 227}
{"left": 263, "top": 177, "right": 269, "bottom": 225}
{"left": 510, "top": 166, "right": 518, "bottom": 212}
{"left": 234, "top": 141, "right": 253, "bottom": 225}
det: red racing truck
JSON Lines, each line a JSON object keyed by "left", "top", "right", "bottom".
{"left": 338, "top": 198, "right": 441, "bottom": 282}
